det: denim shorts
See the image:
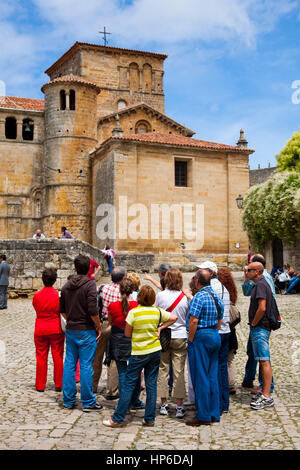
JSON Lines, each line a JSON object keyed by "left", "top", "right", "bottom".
{"left": 250, "top": 327, "right": 271, "bottom": 361}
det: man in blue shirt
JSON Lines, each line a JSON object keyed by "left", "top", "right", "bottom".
{"left": 186, "top": 270, "right": 224, "bottom": 426}
{"left": 242, "top": 254, "right": 274, "bottom": 394}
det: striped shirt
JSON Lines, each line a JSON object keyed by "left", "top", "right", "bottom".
{"left": 126, "top": 305, "right": 170, "bottom": 355}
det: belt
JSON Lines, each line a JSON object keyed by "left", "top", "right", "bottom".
{"left": 198, "top": 325, "right": 218, "bottom": 330}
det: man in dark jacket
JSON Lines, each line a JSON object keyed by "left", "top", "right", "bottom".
{"left": 60, "top": 254, "right": 102, "bottom": 411}
{"left": 0, "top": 254, "right": 10, "bottom": 310}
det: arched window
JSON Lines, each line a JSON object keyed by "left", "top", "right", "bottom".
{"left": 70, "top": 89, "right": 76, "bottom": 110}
{"left": 117, "top": 100, "right": 127, "bottom": 111}
{"left": 129, "top": 63, "right": 139, "bottom": 92}
{"left": 5, "top": 117, "right": 17, "bottom": 139}
{"left": 135, "top": 120, "right": 151, "bottom": 134}
{"left": 60, "top": 90, "right": 66, "bottom": 110}
{"left": 22, "top": 118, "right": 34, "bottom": 141}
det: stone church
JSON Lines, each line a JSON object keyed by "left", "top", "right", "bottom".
{"left": 0, "top": 41, "right": 254, "bottom": 267}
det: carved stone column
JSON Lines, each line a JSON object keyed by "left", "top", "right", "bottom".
{"left": 0, "top": 118, "right": 5, "bottom": 138}
{"left": 65, "top": 90, "right": 70, "bottom": 110}
{"left": 138, "top": 68, "right": 143, "bottom": 92}
{"left": 16, "top": 119, "right": 23, "bottom": 140}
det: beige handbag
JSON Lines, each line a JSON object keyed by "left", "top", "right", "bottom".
{"left": 229, "top": 303, "right": 241, "bottom": 327}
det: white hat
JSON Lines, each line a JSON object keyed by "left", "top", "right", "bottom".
{"left": 196, "top": 261, "right": 218, "bottom": 273}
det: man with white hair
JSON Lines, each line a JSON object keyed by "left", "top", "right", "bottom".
{"left": 196, "top": 261, "right": 231, "bottom": 416}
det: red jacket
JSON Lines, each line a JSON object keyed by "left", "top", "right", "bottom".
{"left": 33, "top": 287, "right": 63, "bottom": 336}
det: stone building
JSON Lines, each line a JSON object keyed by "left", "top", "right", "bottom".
{"left": 0, "top": 41, "right": 254, "bottom": 267}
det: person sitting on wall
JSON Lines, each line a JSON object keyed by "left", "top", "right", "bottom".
{"left": 60, "top": 227, "right": 74, "bottom": 239}
{"left": 101, "top": 245, "right": 116, "bottom": 274}
{"left": 284, "top": 260, "right": 300, "bottom": 294}
{"left": 33, "top": 229, "right": 46, "bottom": 239}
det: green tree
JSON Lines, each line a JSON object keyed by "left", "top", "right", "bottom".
{"left": 242, "top": 172, "right": 300, "bottom": 250}
{"left": 276, "top": 130, "right": 300, "bottom": 172}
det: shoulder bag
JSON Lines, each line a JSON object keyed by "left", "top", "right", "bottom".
{"left": 229, "top": 302, "right": 241, "bottom": 327}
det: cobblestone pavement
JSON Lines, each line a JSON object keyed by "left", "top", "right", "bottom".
{"left": 0, "top": 273, "right": 299, "bottom": 450}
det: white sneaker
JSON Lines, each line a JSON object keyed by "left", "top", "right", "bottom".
{"left": 175, "top": 406, "right": 186, "bottom": 419}
{"left": 159, "top": 404, "right": 169, "bottom": 415}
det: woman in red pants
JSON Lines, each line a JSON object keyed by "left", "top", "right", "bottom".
{"left": 33, "top": 268, "right": 65, "bottom": 392}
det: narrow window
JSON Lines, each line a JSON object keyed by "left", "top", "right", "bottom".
{"left": 22, "top": 118, "right": 34, "bottom": 141}
{"left": 175, "top": 161, "right": 187, "bottom": 187}
{"left": 70, "top": 89, "right": 76, "bottom": 110}
{"left": 60, "top": 90, "right": 66, "bottom": 110}
{"left": 117, "top": 100, "right": 127, "bottom": 110}
{"left": 5, "top": 117, "right": 17, "bottom": 139}
{"left": 135, "top": 120, "right": 151, "bottom": 134}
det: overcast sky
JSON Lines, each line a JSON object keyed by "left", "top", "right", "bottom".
{"left": 1, "top": 0, "right": 300, "bottom": 168}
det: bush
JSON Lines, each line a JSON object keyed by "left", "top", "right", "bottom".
{"left": 242, "top": 172, "right": 300, "bottom": 250}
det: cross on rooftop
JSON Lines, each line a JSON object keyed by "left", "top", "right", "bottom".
{"left": 99, "top": 27, "right": 112, "bottom": 46}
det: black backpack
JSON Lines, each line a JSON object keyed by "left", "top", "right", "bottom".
{"left": 267, "top": 296, "right": 281, "bottom": 331}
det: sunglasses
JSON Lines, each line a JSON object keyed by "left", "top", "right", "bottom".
{"left": 247, "top": 268, "right": 257, "bottom": 272}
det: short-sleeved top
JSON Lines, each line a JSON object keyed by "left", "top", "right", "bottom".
{"left": 108, "top": 300, "right": 138, "bottom": 329}
{"left": 155, "top": 289, "right": 188, "bottom": 339}
{"left": 248, "top": 276, "right": 272, "bottom": 331}
{"left": 126, "top": 305, "right": 170, "bottom": 355}
{"left": 33, "top": 287, "right": 63, "bottom": 336}
{"left": 87, "top": 259, "right": 99, "bottom": 279}
{"left": 210, "top": 278, "right": 230, "bottom": 335}
{"left": 101, "top": 283, "right": 121, "bottom": 319}
{"left": 186, "top": 286, "right": 224, "bottom": 331}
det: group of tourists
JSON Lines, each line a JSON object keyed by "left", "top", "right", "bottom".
{"left": 29, "top": 249, "right": 279, "bottom": 427}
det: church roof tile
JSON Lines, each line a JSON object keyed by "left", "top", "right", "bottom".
{"left": 92, "top": 132, "right": 254, "bottom": 154}
{"left": 41, "top": 74, "right": 101, "bottom": 93}
{"left": 0, "top": 96, "right": 45, "bottom": 111}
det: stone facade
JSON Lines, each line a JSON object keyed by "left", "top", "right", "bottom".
{"left": 0, "top": 42, "right": 254, "bottom": 268}
{"left": 0, "top": 238, "right": 155, "bottom": 297}
{"left": 91, "top": 138, "right": 251, "bottom": 263}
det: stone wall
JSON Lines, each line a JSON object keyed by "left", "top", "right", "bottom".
{"left": 0, "top": 239, "right": 155, "bottom": 297}
{"left": 249, "top": 167, "right": 277, "bottom": 186}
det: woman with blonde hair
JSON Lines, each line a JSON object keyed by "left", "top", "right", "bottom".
{"left": 127, "top": 272, "right": 141, "bottom": 301}
{"left": 155, "top": 268, "right": 189, "bottom": 419}
{"left": 103, "top": 284, "right": 177, "bottom": 427}
{"left": 107, "top": 277, "right": 143, "bottom": 409}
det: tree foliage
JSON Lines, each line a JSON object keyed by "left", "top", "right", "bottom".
{"left": 276, "top": 130, "right": 300, "bottom": 172}
{"left": 242, "top": 172, "right": 300, "bottom": 250}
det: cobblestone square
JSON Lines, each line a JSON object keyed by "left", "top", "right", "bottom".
{"left": 0, "top": 274, "right": 299, "bottom": 450}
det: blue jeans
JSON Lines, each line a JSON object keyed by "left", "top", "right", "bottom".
{"left": 218, "top": 333, "right": 230, "bottom": 414}
{"left": 243, "top": 330, "right": 274, "bottom": 392}
{"left": 286, "top": 276, "right": 300, "bottom": 293}
{"left": 63, "top": 329, "right": 98, "bottom": 408}
{"left": 116, "top": 360, "right": 143, "bottom": 408}
{"left": 113, "top": 351, "right": 161, "bottom": 424}
{"left": 188, "top": 328, "right": 221, "bottom": 422}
